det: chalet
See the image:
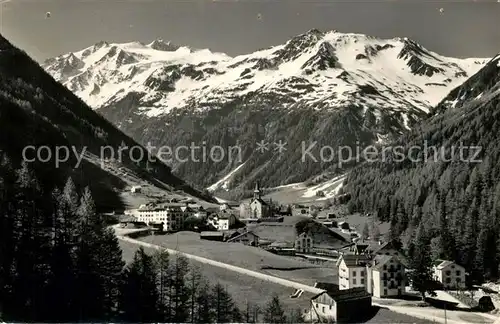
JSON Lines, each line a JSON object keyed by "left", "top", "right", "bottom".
{"left": 337, "top": 254, "right": 371, "bottom": 290}
{"left": 226, "top": 231, "right": 259, "bottom": 246}
{"left": 295, "top": 232, "right": 313, "bottom": 253}
{"left": 310, "top": 287, "right": 371, "bottom": 323}
{"left": 217, "top": 213, "right": 237, "bottom": 231}
{"left": 366, "top": 255, "right": 405, "bottom": 298}
{"left": 432, "top": 260, "right": 466, "bottom": 289}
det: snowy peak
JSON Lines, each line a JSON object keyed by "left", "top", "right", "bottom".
{"left": 434, "top": 53, "right": 500, "bottom": 113}
{"left": 148, "top": 39, "right": 180, "bottom": 52}
{"left": 43, "top": 29, "right": 489, "bottom": 118}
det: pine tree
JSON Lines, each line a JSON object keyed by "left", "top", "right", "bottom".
{"left": 119, "top": 247, "right": 159, "bottom": 322}
{"left": 154, "top": 250, "right": 171, "bottom": 322}
{"left": 186, "top": 265, "right": 203, "bottom": 323}
{"left": 211, "top": 283, "right": 237, "bottom": 323}
{"left": 10, "top": 162, "right": 51, "bottom": 321}
{"left": 168, "top": 254, "right": 190, "bottom": 322}
{"left": 194, "top": 279, "right": 213, "bottom": 323}
{"left": 370, "top": 221, "right": 381, "bottom": 242}
{"left": 362, "top": 222, "right": 369, "bottom": 240}
{"left": 409, "top": 224, "right": 436, "bottom": 300}
{"left": 263, "top": 295, "right": 287, "bottom": 323}
{"left": 74, "top": 187, "right": 124, "bottom": 321}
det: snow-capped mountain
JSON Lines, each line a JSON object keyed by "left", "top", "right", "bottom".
{"left": 433, "top": 54, "right": 500, "bottom": 113}
{"left": 43, "top": 29, "right": 490, "bottom": 192}
{"left": 45, "top": 30, "right": 487, "bottom": 118}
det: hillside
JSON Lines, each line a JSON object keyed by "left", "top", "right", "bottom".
{"left": 0, "top": 34, "right": 214, "bottom": 211}
{"left": 343, "top": 54, "right": 500, "bottom": 282}
{"left": 43, "top": 29, "right": 489, "bottom": 192}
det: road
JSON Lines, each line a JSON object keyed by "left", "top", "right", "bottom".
{"left": 115, "top": 226, "right": 497, "bottom": 324}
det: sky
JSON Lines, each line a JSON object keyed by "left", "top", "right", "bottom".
{"left": 1, "top": 0, "right": 499, "bottom": 63}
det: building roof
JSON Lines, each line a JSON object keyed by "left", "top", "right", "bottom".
{"left": 314, "top": 282, "right": 339, "bottom": 295}
{"left": 338, "top": 254, "right": 372, "bottom": 267}
{"left": 251, "top": 197, "right": 268, "bottom": 206}
{"left": 370, "top": 254, "right": 396, "bottom": 270}
{"left": 312, "top": 287, "right": 371, "bottom": 303}
{"left": 200, "top": 231, "right": 224, "bottom": 237}
{"left": 432, "top": 259, "right": 462, "bottom": 269}
{"left": 226, "top": 231, "right": 259, "bottom": 242}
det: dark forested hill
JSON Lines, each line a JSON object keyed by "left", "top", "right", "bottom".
{"left": 0, "top": 34, "right": 214, "bottom": 210}
{"left": 343, "top": 55, "right": 500, "bottom": 282}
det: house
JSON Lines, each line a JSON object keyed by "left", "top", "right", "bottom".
{"left": 310, "top": 287, "right": 371, "bottom": 323}
{"left": 130, "top": 185, "right": 142, "bottom": 193}
{"left": 432, "top": 260, "right": 466, "bottom": 289}
{"left": 200, "top": 231, "right": 225, "bottom": 242}
{"left": 217, "top": 213, "right": 237, "bottom": 231}
{"left": 136, "top": 203, "right": 194, "bottom": 231}
{"left": 366, "top": 255, "right": 405, "bottom": 298}
{"left": 226, "top": 231, "right": 259, "bottom": 246}
{"left": 295, "top": 232, "right": 313, "bottom": 253}
{"left": 239, "top": 183, "right": 272, "bottom": 218}
{"left": 337, "top": 254, "right": 371, "bottom": 290}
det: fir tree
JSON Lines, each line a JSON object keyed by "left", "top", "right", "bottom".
{"left": 119, "top": 247, "right": 159, "bottom": 322}
{"left": 263, "top": 295, "right": 287, "bottom": 324}
{"left": 409, "top": 224, "right": 436, "bottom": 300}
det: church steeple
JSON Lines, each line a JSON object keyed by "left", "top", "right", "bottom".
{"left": 253, "top": 182, "right": 261, "bottom": 199}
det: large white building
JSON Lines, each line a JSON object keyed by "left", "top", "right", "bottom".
{"left": 337, "top": 254, "right": 371, "bottom": 290}
{"left": 366, "top": 255, "right": 405, "bottom": 298}
{"left": 432, "top": 260, "right": 466, "bottom": 289}
{"left": 337, "top": 241, "right": 407, "bottom": 298}
{"left": 136, "top": 203, "right": 193, "bottom": 231}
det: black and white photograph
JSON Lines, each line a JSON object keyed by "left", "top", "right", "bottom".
{"left": 1, "top": 0, "right": 500, "bottom": 323}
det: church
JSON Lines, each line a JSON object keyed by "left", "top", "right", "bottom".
{"left": 239, "top": 183, "right": 272, "bottom": 219}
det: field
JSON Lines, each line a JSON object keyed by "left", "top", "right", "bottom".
{"left": 248, "top": 215, "right": 350, "bottom": 250}
{"left": 136, "top": 231, "right": 337, "bottom": 285}
{"left": 118, "top": 239, "right": 313, "bottom": 312}
{"left": 119, "top": 238, "right": 431, "bottom": 323}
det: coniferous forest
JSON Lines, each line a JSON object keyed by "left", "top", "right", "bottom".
{"left": 0, "top": 154, "right": 299, "bottom": 323}
{"left": 345, "top": 91, "right": 500, "bottom": 285}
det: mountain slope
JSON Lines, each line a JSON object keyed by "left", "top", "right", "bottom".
{"left": 343, "top": 53, "right": 500, "bottom": 281}
{"left": 0, "top": 34, "right": 214, "bottom": 211}
{"left": 43, "top": 30, "right": 489, "bottom": 192}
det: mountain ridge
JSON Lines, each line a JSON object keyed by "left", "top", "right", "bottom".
{"left": 43, "top": 29, "right": 491, "bottom": 192}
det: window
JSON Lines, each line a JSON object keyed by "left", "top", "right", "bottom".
{"left": 361, "top": 278, "right": 365, "bottom": 285}
{"left": 353, "top": 279, "right": 357, "bottom": 284}
{"left": 397, "top": 264, "right": 401, "bottom": 270}
{"left": 457, "top": 278, "right": 461, "bottom": 282}
{"left": 384, "top": 280, "right": 387, "bottom": 287}
{"left": 446, "top": 278, "right": 451, "bottom": 284}
{"left": 456, "top": 270, "right": 461, "bottom": 276}
{"left": 383, "top": 265, "right": 387, "bottom": 270}
{"left": 316, "top": 303, "right": 318, "bottom": 308}
{"left": 361, "top": 271, "right": 364, "bottom": 276}
{"left": 384, "top": 289, "right": 388, "bottom": 296}
{"left": 353, "top": 271, "right": 356, "bottom": 276}
{"left": 322, "top": 307, "right": 325, "bottom": 313}
{"left": 446, "top": 270, "right": 451, "bottom": 276}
